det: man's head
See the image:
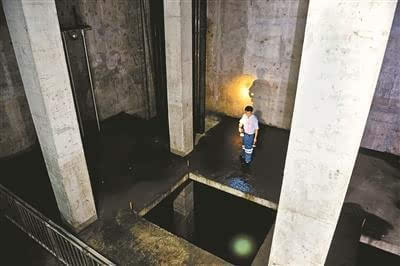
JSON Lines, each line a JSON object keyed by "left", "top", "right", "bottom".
{"left": 244, "top": 106, "right": 253, "bottom": 117}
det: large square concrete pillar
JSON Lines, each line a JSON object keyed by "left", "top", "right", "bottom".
{"left": 269, "top": 1, "right": 397, "bottom": 265}
{"left": 2, "top": 0, "right": 97, "bottom": 232}
{"left": 164, "top": 0, "right": 194, "bottom": 157}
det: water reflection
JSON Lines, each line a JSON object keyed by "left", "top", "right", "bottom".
{"left": 227, "top": 176, "right": 253, "bottom": 193}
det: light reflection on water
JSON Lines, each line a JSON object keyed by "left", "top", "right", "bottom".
{"left": 227, "top": 177, "right": 252, "bottom": 193}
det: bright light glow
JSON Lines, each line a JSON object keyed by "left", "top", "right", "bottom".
{"left": 237, "top": 75, "right": 256, "bottom": 102}
{"left": 230, "top": 234, "right": 256, "bottom": 258}
{"left": 240, "top": 86, "right": 250, "bottom": 99}
{"left": 215, "top": 74, "right": 256, "bottom": 117}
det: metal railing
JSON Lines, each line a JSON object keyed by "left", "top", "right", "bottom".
{"left": 0, "top": 184, "right": 115, "bottom": 266}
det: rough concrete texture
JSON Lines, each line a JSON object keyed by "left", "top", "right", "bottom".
{"left": 206, "top": 0, "right": 308, "bottom": 129}
{"left": 252, "top": 224, "right": 274, "bottom": 266}
{"left": 346, "top": 151, "right": 400, "bottom": 255}
{"left": 207, "top": 0, "right": 400, "bottom": 156}
{"left": 0, "top": 3, "right": 36, "bottom": 158}
{"left": 206, "top": 0, "right": 250, "bottom": 118}
{"left": 173, "top": 182, "right": 195, "bottom": 241}
{"left": 361, "top": 3, "right": 400, "bottom": 156}
{"left": 164, "top": 0, "right": 194, "bottom": 156}
{"left": 80, "top": 208, "right": 229, "bottom": 265}
{"left": 173, "top": 181, "right": 194, "bottom": 217}
{"left": 3, "top": 0, "right": 97, "bottom": 231}
{"left": 55, "top": 0, "right": 155, "bottom": 120}
{"left": 269, "top": 1, "right": 397, "bottom": 265}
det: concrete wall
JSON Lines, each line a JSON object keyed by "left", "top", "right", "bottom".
{"left": 361, "top": 4, "right": 400, "bottom": 155}
{"left": 0, "top": 0, "right": 156, "bottom": 157}
{"left": 55, "top": 0, "right": 154, "bottom": 120}
{"left": 206, "top": 0, "right": 250, "bottom": 118}
{"left": 207, "top": 0, "right": 400, "bottom": 156}
{"left": 206, "top": 0, "right": 308, "bottom": 129}
{"left": 0, "top": 3, "right": 36, "bottom": 158}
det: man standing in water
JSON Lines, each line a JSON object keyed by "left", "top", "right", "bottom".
{"left": 238, "top": 106, "right": 259, "bottom": 166}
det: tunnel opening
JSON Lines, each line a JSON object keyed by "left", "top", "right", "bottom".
{"left": 144, "top": 181, "right": 276, "bottom": 265}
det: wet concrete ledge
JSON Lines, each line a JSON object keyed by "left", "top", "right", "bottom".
{"left": 188, "top": 116, "right": 400, "bottom": 257}
{"left": 360, "top": 235, "right": 400, "bottom": 256}
{"left": 79, "top": 208, "right": 230, "bottom": 265}
{"left": 137, "top": 174, "right": 189, "bottom": 216}
{"left": 189, "top": 172, "right": 278, "bottom": 210}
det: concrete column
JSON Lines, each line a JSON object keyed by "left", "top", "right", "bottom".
{"left": 173, "top": 182, "right": 194, "bottom": 240}
{"left": 2, "top": 0, "right": 97, "bottom": 232}
{"left": 163, "top": 0, "right": 193, "bottom": 157}
{"left": 269, "top": 1, "right": 397, "bottom": 266}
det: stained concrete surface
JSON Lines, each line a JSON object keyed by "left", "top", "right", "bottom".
{"left": 361, "top": 2, "right": 400, "bottom": 155}
{"left": 0, "top": 113, "right": 201, "bottom": 265}
{"left": 206, "top": 0, "right": 400, "bottom": 157}
{"left": 189, "top": 116, "right": 289, "bottom": 206}
{"left": 0, "top": 2, "right": 36, "bottom": 158}
{"left": 347, "top": 149, "right": 400, "bottom": 254}
{"left": 253, "top": 205, "right": 400, "bottom": 266}
{"left": 86, "top": 113, "right": 188, "bottom": 219}
{"left": 55, "top": 0, "right": 155, "bottom": 121}
{"left": 79, "top": 208, "right": 228, "bottom": 265}
{"left": 206, "top": 0, "right": 308, "bottom": 128}
{"left": 189, "top": 115, "right": 400, "bottom": 257}
{"left": 2, "top": 113, "right": 400, "bottom": 264}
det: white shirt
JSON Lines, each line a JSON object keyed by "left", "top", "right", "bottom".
{"left": 239, "top": 114, "right": 259, "bottom": 135}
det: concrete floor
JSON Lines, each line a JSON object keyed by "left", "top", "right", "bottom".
{"left": 189, "top": 115, "right": 400, "bottom": 258}
{"left": 1, "top": 113, "right": 400, "bottom": 264}
{"left": 0, "top": 113, "right": 224, "bottom": 265}
{"left": 189, "top": 116, "right": 289, "bottom": 209}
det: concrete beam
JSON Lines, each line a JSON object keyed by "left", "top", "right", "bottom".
{"left": 269, "top": 1, "right": 397, "bottom": 265}
{"left": 163, "top": 0, "right": 194, "bottom": 157}
{"left": 2, "top": 0, "right": 97, "bottom": 232}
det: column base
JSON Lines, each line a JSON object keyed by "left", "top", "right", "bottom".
{"left": 60, "top": 213, "right": 98, "bottom": 233}
{"left": 171, "top": 147, "right": 192, "bottom": 157}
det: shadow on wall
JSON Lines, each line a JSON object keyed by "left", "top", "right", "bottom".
{"left": 205, "top": 0, "right": 309, "bottom": 130}
{"left": 248, "top": 1, "right": 310, "bottom": 130}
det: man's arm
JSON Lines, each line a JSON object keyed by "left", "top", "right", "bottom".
{"left": 239, "top": 116, "right": 244, "bottom": 133}
{"left": 254, "top": 129, "right": 259, "bottom": 144}
{"left": 254, "top": 118, "right": 259, "bottom": 144}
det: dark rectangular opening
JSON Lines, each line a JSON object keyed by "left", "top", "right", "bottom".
{"left": 144, "top": 181, "right": 276, "bottom": 265}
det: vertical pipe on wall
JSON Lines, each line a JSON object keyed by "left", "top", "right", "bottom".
{"left": 199, "top": 0, "right": 206, "bottom": 132}
{"left": 61, "top": 31, "right": 85, "bottom": 137}
{"left": 139, "top": 0, "right": 151, "bottom": 120}
{"left": 81, "top": 29, "right": 101, "bottom": 132}
{"left": 192, "top": 0, "right": 206, "bottom": 134}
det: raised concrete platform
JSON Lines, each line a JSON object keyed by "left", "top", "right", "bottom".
{"left": 79, "top": 208, "right": 229, "bottom": 265}
{"left": 347, "top": 150, "right": 400, "bottom": 255}
{"left": 189, "top": 116, "right": 400, "bottom": 257}
{"left": 189, "top": 116, "right": 288, "bottom": 210}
